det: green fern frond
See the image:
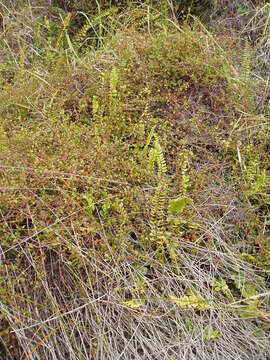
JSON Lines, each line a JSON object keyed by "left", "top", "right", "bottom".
{"left": 146, "top": 133, "right": 167, "bottom": 177}
{"left": 154, "top": 137, "right": 167, "bottom": 177}
{"left": 242, "top": 39, "right": 251, "bottom": 83}
{"left": 44, "top": 16, "right": 53, "bottom": 48}
{"left": 56, "top": 12, "right": 72, "bottom": 50}
{"left": 164, "top": 235, "right": 179, "bottom": 270}
{"left": 72, "top": 20, "right": 92, "bottom": 50}
{"left": 145, "top": 129, "right": 172, "bottom": 261}
{"left": 148, "top": 148, "right": 157, "bottom": 173}
{"left": 109, "top": 67, "right": 119, "bottom": 115}
{"left": 143, "top": 125, "right": 156, "bottom": 155}
{"left": 73, "top": 8, "right": 117, "bottom": 50}
{"left": 150, "top": 179, "right": 167, "bottom": 258}
{"left": 110, "top": 67, "right": 118, "bottom": 102}
{"left": 181, "top": 150, "right": 190, "bottom": 195}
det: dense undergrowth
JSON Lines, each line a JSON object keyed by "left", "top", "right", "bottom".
{"left": 0, "top": 1, "right": 270, "bottom": 359}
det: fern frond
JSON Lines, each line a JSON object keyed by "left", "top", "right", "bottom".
{"left": 181, "top": 150, "right": 190, "bottom": 195}
{"left": 143, "top": 125, "right": 156, "bottom": 155}
{"left": 150, "top": 180, "right": 167, "bottom": 258}
{"left": 146, "top": 130, "right": 171, "bottom": 261}
{"left": 56, "top": 12, "right": 72, "bottom": 50}
{"left": 164, "top": 235, "right": 179, "bottom": 270}
{"left": 73, "top": 24, "right": 88, "bottom": 49}
{"left": 108, "top": 67, "right": 119, "bottom": 115}
{"left": 154, "top": 136, "right": 167, "bottom": 177}
{"left": 73, "top": 8, "right": 117, "bottom": 50}
{"left": 72, "top": 20, "right": 92, "bottom": 50}
{"left": 242, "top": 39, "right": 251, "bottom": 83}
{"left": 110, "top": 67, "right": 118, "bottom": 102}
{"left": 44, "top": 16, "right": 52, "bottom": 48}
{"left": 148, "top": 148, "right": 157, "bottom": 173}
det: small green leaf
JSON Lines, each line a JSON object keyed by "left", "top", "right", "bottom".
{"left": 233, "top": 277, "right": 257, "bottom": 299}
{"left": 238, "top": 303, "right": 262, "bottom": 319}
{"left": 242, "top": 282, "right": 257, "bottom": 298}
{"left": 120, "top": 298, "right": 145, "bottom": 308}
{"left": 240, "top": 253, "right": 257, "bottom": 263}
{"left": 0, "top": 288, "right": 7, "bottom": 296}
{"left": 82, "top": 190, "right": 95, "bottom": 216}
{"left": 203, "top": 325, "right": 222, "bottom": 341}
{"left": 168, "top": 197, "right": 192, "bottom": 215}
{"left": 237, "top": 6, "right": 249, "bottom": 16}
{"left": 169, "top": 295, "right": 210, "bottom": 311}
{"left": 210, "top": 278, "right": 233, "bottom": 300}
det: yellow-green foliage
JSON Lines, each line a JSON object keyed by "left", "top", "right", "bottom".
{"left": 242, "top": 39, "right": 251, "bottom": 83}
{"left": 0, "top": 125, "right": 8, "bottom": 152}
{"left": 72, "top": 18, "right": 93, "bottom": 50}
{"left": 150, "top": 178, "right": 168, "bottom": 257}
{"left": 92, "top": 95, "right": 100, "bottom": 119}
{"left": 1, "top": 2, "right": 270, "bottom": 358}
{"left": 72, "top": 8, "right": 118, "bottom": 50}
{"left": 109, "top": 67, "right": 119, "bottom": 113}
{"left": 147, "top": 133, "right": 168, "bottom": 259}
{"left": 181, "top": 150, "right": 190, "bottom": 195}
{"left": 56, "top": 12, "right": 72, "bottom": 50}
{"left": 241, "top": 145, "right": 267, "bottom": 199}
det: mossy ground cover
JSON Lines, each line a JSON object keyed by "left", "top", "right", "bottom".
{"left": 0, "top": 1, "right": 270, "bottom": 359}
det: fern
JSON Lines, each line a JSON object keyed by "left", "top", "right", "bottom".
{"left": 181, "top": 150, "right": 190, "bottom": 195}
{"left": 154, "top": 135, "right": 167, "bottom": 178}
{"left": 147, "top": 133, "right": 168, "bottom": 260}
{"left": 242, "top": 39, "right": 251, "bottom": 83}
{"left": 147, "top": 135, "right": 191, "bottom": 265}
{"left": 56, "top": 12, "right": 72, "bottom": 50}
{"left": 109, "top": 67, "right": 118, "bottom": 112}
{"left": 72, "top": 20, "right": 92, "bottom": 50}
{"left": 44, "top": 16, "right": 55, "bottom": 64}
{"left": 17, "top": 37, "right": 25, "bottom": 70}
{"left": 161, "top": 0, "right": 168, "bottom": 18}
{"left": 243, "top": 147, "right": 266, "bottom": 198}
{"left": 147, "top": 133, "right": 167, "bottom": 177}
{"left": 143, "top": 125, "right": 155, "bottom": 155}
{"left": 150, "top": 178, "right": 167, "bottom": 259}
{"left": 72, "top": 8, "right": 117, "bottom": 50}
{"left": 148, "top": 147, "right": 157, "bottom": 173}
{"left": 164, "top": 235, "right": 178, "bottom": 268}
{"left": 241, "top": 39, "right": 255, "bottom": 109}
